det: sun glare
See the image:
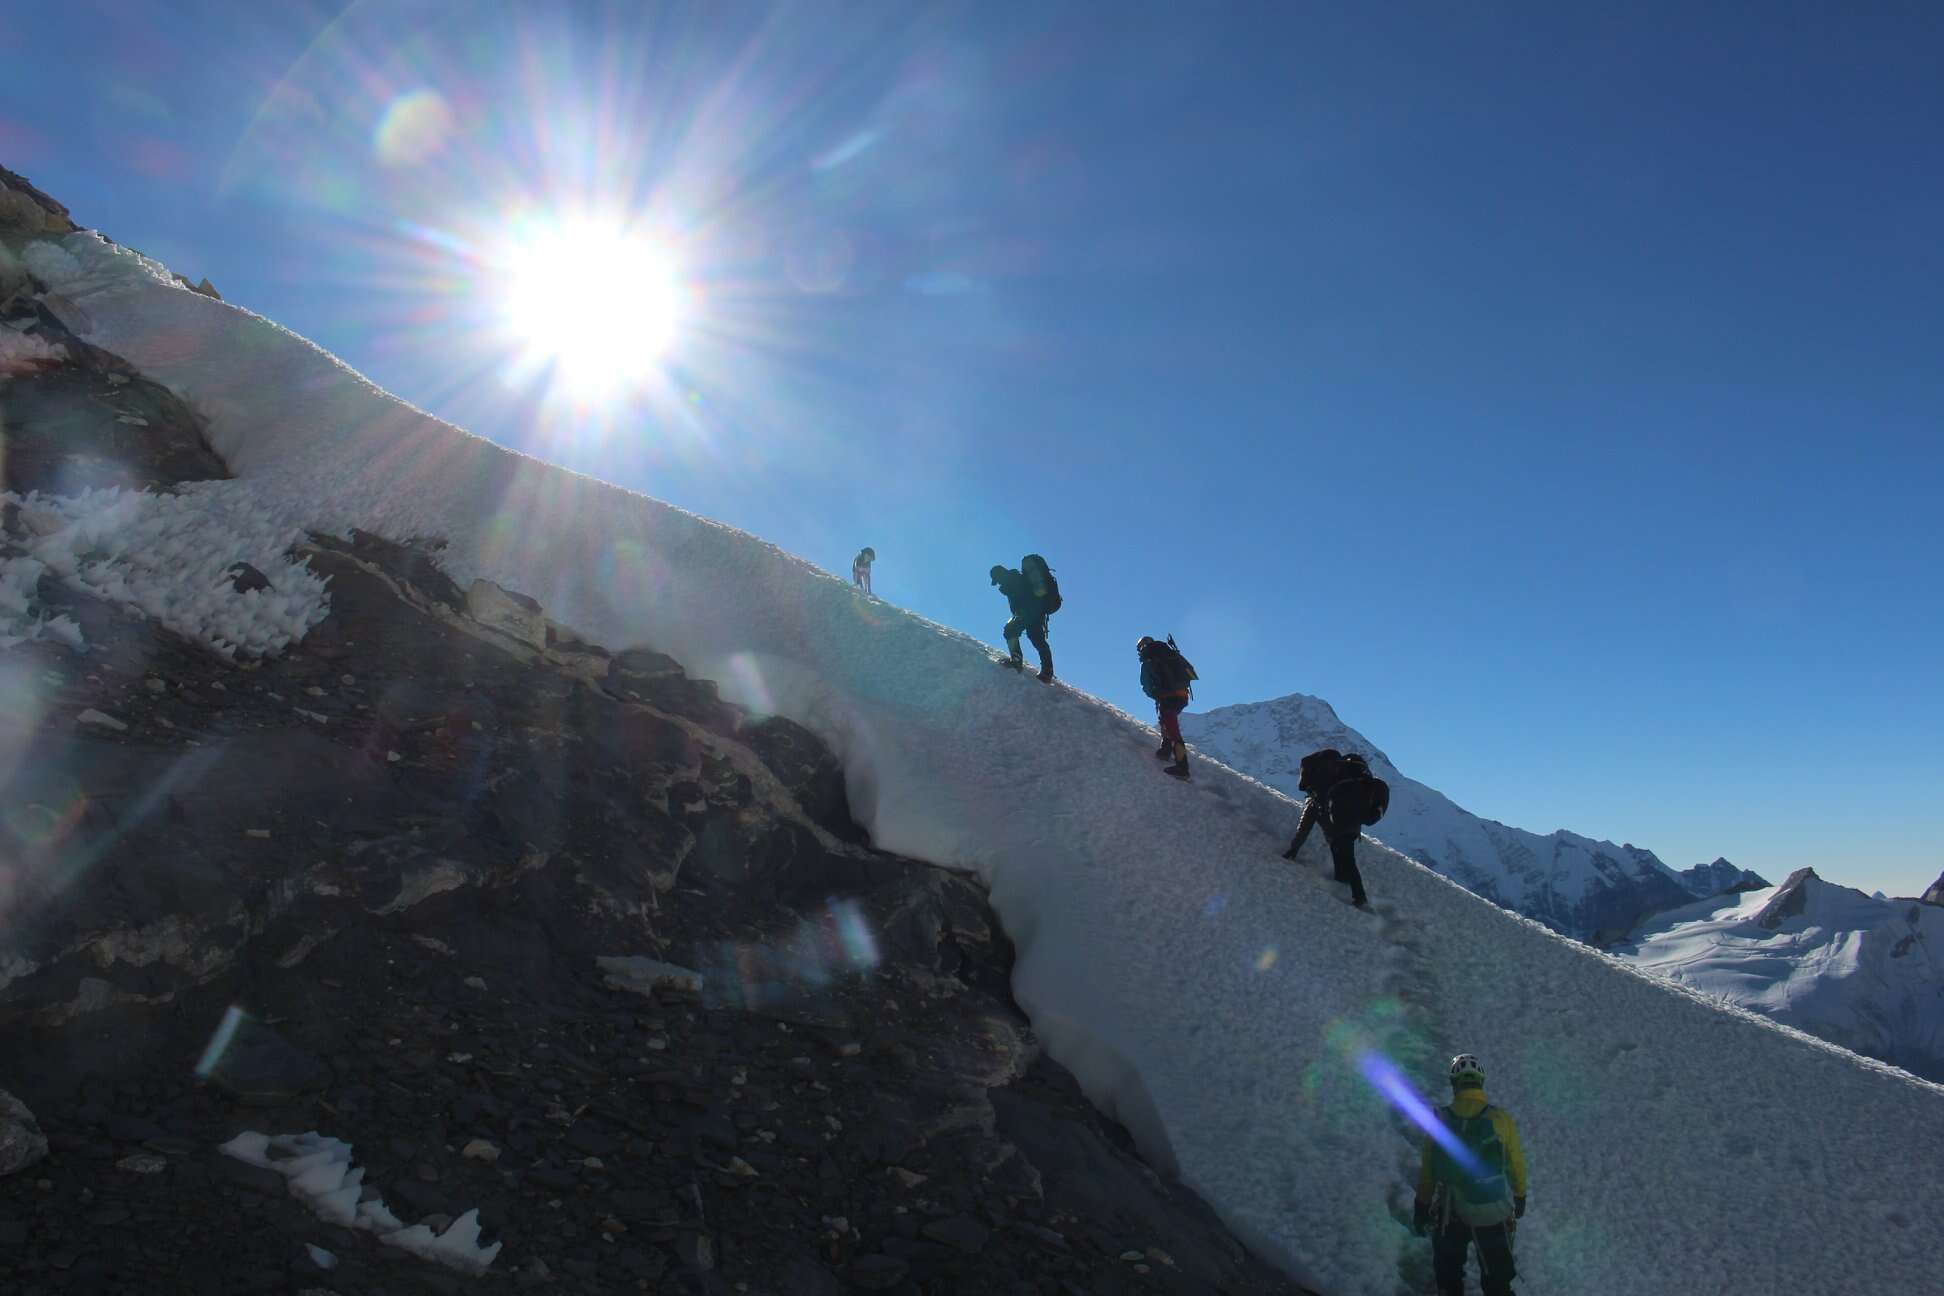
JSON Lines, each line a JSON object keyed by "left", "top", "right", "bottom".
{"left": 499, "top": 220, "right": 683, "bottom": 400}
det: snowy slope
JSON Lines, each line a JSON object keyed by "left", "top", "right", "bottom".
{"left": 1612, "top": 869, "right": 1944, "bottom": 1082}
{"left": 24, "top": 231, "right": 1944, "bottom": 1296}
{"left": 1180, "top": 694, "right": 1701, "bottom": 940}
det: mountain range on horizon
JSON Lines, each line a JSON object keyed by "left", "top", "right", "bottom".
{"left": 1179, "top": 691, "right": 1773, "bottom": 942}
{"left": 1613, "top": 865, "right": 1944, "bottom": 1082}
{"left": 1181, "top": 690, "right": 1944, "bottom": 1079}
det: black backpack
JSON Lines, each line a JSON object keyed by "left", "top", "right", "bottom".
{"left": 1298, "top": 748, "right": 1343, "bottom": 793}
{"left": 1327, "top": 752, "right": 1391, "bottom": 827}
{"left": 1154, "top": 635, "right": 1199, "bottom": 696}
{"left": 1022, "top": 554, "right": 1062, "bottom": 614}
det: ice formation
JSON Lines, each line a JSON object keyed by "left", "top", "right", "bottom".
{"left": 0, "top": 486, "right": 329, "bottom": 659}
{"left": 220, "top": 1131, "right": 501, "bottom": 1274}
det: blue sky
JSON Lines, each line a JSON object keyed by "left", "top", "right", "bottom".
{"left": 5, "top": 1, "right": 1940, "bottom": 895}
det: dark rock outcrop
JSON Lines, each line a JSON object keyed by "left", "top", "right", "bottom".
{"left": 1754, "top": 868, "right": 1818, "bottom": 930}
{"left": 0, "top": 1089, "right": 46, "bottom": 1178}
{"left": 1921, "top": 870, "right": 1944, "bottom": 908}
{"left": 0, "top": 165, "right": 1310, "bottom": 1294}
{"left": 0, "top": 405, "right": 1308, "bottom": 1294}
{"left": 0, "top": 295, "right": 229, "bottom": 496}
{"left": 1680, "top": 857, "right": 1771, "bottom": 899}
{"left": 0, "top": 167, "right": 74, "bottom": 237}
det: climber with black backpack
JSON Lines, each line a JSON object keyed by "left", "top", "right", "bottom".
{"left": 1412, "top": 1053, "right": 1528, "bottom": 1296}
{"left": 1137, "top": 635, "right": 1199, "bottom": 780}
{"left": 989, "top": 553, "right": 1061, "bottom": 682}
{"left": 1280, "top": 747, "right": 1389, "bottom": 907}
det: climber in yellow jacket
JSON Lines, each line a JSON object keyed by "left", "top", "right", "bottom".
{"left": 1412, "top": 1052, "right": 1528, "bottom": 1296}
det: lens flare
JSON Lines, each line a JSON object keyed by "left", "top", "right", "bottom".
{"left": 723, "top": 653, "right": 776, "bottom": 719}
{"left": 196, "top": 1004, "right": 249, "bottom": 1079}
{"left": 373, "top": 89, "right": 455, "bottom": 168}
{"left": 705, "top": 898, "right": 880, "bottom": 1009}
{"left": 1357, "top": 1050, "right": 1483, "bottom": 1175}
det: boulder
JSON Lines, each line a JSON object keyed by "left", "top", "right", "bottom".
{"left": 464, "top": 578, "right": 546, "bottom": 649}
{"left": 0, "top": 245, "right": 30, "bottom": 305}
{"left": 0, "top": 1087, "right": 47, "bottom": 1177}
{"left": 0, "top": 166, "right": 74, "bottom": 237}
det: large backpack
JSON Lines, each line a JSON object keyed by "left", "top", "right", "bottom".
{"left": 1430, "top": 1104, "right": 1515, "bottom": 1227}
{"left": 1326, "top": 752, "right": 1391, "bottom": 827}
{"left": 1298, "top": 748, "right": 1343, "bottom": 793}
{"left": 1154, "top": 635, "right": 1199, "bottom": 696}
{"left": 1021, "top": 554, "right": 1062, "bottom": 614}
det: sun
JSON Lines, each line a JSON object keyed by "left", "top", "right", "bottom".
{"left": 498, "top": 219, "right": 684, "bottom": 400}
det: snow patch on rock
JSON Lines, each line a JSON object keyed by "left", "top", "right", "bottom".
{"left": 2, "top": 486, "right": 329, "bottom": 658}
{"left": 0, "top": 323, "right": 66, "bottom": 375}
{"left": 0, "top": 555, "right": 84, "bottom": 650}
{"left": 220, "top": 1131, "right": 501, "bottom": 1273}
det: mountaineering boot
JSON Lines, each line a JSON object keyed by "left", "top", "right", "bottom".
{"left": 1038, "top": 669, "right": 1054, "bottom": 684}
{"left": 1036, "top": 647, "right": 1053, "bottom": 684}
{"left": 1164, "top": 753, "right": 1190, "bottom": 780}
{"left": 1155, "top": 742, "right": 1173, "bottom": 759}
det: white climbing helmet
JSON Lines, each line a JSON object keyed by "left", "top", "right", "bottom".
{"left": 1449, "top": 1053, "right": 1485, "bottom": 1087}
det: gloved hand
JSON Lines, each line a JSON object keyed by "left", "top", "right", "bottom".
{"left": 1514, "top": 1196, "right": 1526, "bottom": 1219}
{"left": 1411, "top": 1200, "right": 1430, "bottom": 1236}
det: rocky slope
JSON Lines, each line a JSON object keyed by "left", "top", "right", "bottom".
{"left": 0, "top": 173, "right": 1309, "bottom": 1296}
{"left": 1179, "top": 693, "right": 1714, "bottom": 942}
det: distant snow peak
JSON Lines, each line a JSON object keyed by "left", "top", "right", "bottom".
{"left": 1679, "top": 857, "right": 1771, "bottom": 899}
{"left": 1616, "top": 868, "right": 1944, "bottom": 1081}
{"left": 1179, "top": 693, "right": 1693, "bottom": 941}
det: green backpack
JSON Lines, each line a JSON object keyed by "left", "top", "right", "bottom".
{"left": 1430, "top": 1104, "right": 1514, "bottom": 1226}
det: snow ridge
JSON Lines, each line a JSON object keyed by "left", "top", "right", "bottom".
{"left": 27, "top": 230, "right": 1944, "bottom": 1296}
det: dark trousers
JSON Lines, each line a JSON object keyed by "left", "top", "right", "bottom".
{"left": 1432, "top": 1220, "right": 1516, "bottom": 1296}
{"left": 1003, "top": 615, "right": 1051, "bottom": 677}
{"left": 1156, "top": 698, "right": 1186, "bottom": 761}
{"left": 1328, "top": 834, "right": 1368, "bottom": 906}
